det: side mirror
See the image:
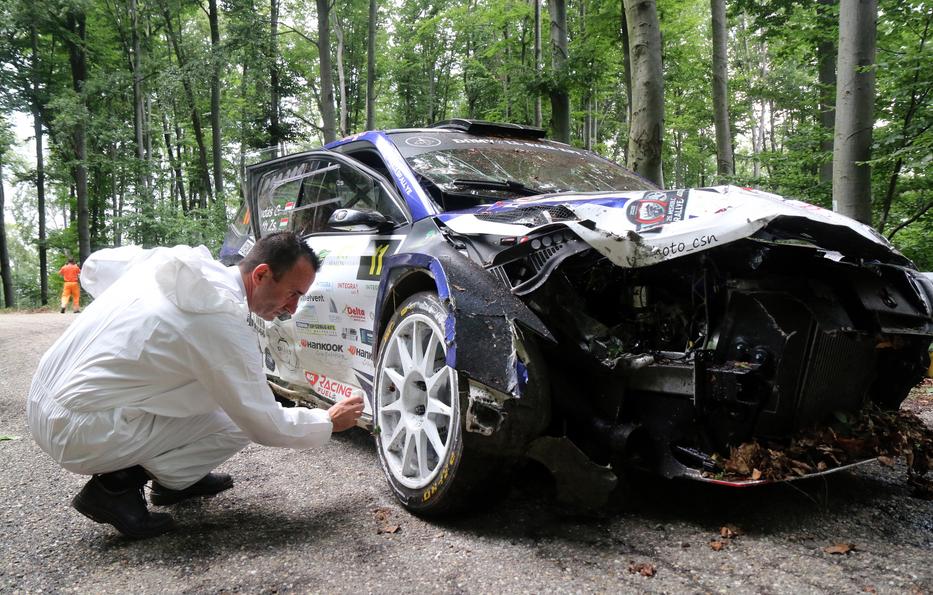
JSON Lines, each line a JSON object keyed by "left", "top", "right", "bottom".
{"left": 328, "top": 208, "right": 395, "bottom": 232}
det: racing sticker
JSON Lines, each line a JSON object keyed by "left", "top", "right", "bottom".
{"left": 626, "top": 190, "right": 689, "bottom": 231}
{"left": 269, "top": 326, "right": 299, "bottom": 371}
{"left": 357, "top": 239, "right": 401, "bottom": 281}
{"left": 304, "top": 370, "right": 355, "bottom": 400}
{"left": 404, "top": 136, "right": 442, "bottom": 147}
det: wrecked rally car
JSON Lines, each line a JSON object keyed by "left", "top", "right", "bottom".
{"left": 220, "top": 119, "right": 933, "bottom": 513}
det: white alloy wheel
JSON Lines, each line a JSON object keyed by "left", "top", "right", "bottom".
{"left": 376, "top": 310, "right": 457, "bottom": 490}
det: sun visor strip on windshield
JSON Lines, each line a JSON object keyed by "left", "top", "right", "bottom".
{"left": 327, "top": 131, "right": 437, "bottom": 221}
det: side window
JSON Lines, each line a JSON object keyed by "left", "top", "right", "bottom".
{"left": 255, "top": 159, "right": 317, "bottom": 234}
{"left": 290, "top": 159, "right": 406, "bottom": 235}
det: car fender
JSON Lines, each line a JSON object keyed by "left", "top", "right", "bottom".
{"left": 373, "top": 240, "right": 554, "bottom": 451}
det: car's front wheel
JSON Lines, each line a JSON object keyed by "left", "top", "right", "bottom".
{"left": 374, "top": 292, "right": 480, "bottom": 515}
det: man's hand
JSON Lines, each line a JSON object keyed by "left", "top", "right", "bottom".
{"left": 328, "top": 390, "right": 365, "bottom": 432}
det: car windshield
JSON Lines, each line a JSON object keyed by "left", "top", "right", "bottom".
{"left": 391, "top": 131, "right": 656, "bottom": 208}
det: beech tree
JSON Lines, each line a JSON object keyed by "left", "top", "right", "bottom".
{"left": 832, "top": 0, "right": 876, "bottom": 224}
{"left": 710, "top": 0, "right": 732, "bottom": 177}
{"left": 624, "top": 0, "right": 664, "bottom": 185}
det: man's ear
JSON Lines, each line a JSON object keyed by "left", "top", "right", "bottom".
{"left": 252, "top": 263, "right": 272, "bottom": 284}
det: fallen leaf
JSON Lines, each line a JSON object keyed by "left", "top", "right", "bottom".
{"left": 373, "top": 507, "right": 402, "bottom": 534}
{"left": 709, "top": 540, "right": 726, "bottom": 551}
{"left": 0, "top": 435, "right": 21, "bottom": 441}
{"left": 720, "top": 525, "right": 742, "bottom": 539}
{"left": 861, "top": 586, "right": 877, "bottom": 593}
{"left": 751, "top": 469, "right": 762, "bottom": 481}
{"left": 823, "top": 543, "right": 856, "bottom": 555}
{"left": 877, "top": 456, "right": 896, "bottom": 468}
{"left": 627, "top": 562, "right": 656, "bottom": 577}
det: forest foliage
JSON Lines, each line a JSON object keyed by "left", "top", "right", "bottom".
{"left": 0, "top": 0, "right": 930, "bottom": 307}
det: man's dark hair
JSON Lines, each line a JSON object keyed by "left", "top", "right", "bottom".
{"left": 67, "top": 258, "right": 75, "bottom": 264}
{"left": 238, "top": 231, "right": 321, "bottom": 280}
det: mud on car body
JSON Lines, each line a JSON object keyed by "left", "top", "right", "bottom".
{"left": 220, "top": 119, "right": 933, "bottom": 514}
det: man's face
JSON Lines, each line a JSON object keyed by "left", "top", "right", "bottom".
{"left": 248, "top": 258, "right": 316, "bottom": 321}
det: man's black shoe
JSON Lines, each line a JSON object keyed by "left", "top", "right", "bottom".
{"left": 72, "top": 476, "right": 176, "bottom": 539}
{"left": 150, "top": 473, "right": 234, "bottom": 506}
{"left": 60, "top": 307, "right": 65, "bottom": 313}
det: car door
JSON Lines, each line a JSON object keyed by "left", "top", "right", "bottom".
{"left": 251, "top": 152, "right": 409, "bottom": 415}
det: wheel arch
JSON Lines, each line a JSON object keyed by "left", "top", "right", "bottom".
{"left": 374, "top": 243, "right": 554, "bottom": 455}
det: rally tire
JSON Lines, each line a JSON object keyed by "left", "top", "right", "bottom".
{"left": 373, "top": 292, "right": 489, "bottom": 515}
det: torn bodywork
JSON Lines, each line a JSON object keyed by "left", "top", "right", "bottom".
{"left": 435, "top": 187, "right": 933, "bottom": 486}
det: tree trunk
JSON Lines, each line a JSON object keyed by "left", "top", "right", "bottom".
{"left": 817, "top": 0, "right": 837, "bottom": 187}
{"left": 879, "top": 16, "right": 928, "bottom": 232}
{"left": 534, "top": 0, "right": 542, "bottom": 127}
{"left": 710, "top": 0, "right": 733, "bottom": 177}
{"left": 832, "top": 0, "right": 876, "bottom": 224}
{"left": 0, "top": 156, "right": 13, "bottom": 308}
{"left": 129, "top": 0, "right": 151, "bottom": 206}
{"left": 30, "top": 26, "right": 48, "bottom": 305}
{"left": 163, "top": 11, "right": 213, "bottom": 208}
{"left": 161, "top": 109, "right": 186, "bottom": 209}
{"left": 548, "top": 0, "right": 570, "bottom": 143}
{"left": 269, "top": 0, "right": 282, "bottom": 154}
{"left": 621, "top": 2, "right": 633, "bottom": 128}
{"left": 623, "top": 0, "right": 664, "bottom": 186}
{"left": 65, "top": 9, "right": 90, "bottom": 263}
{"left": 208, "top": 0, "right": 223, "bottom": 198}
{"left": 334, "top": 14, "right": 348, "bottom": 136}
{"left": 366, "top": 0, "right": 376, "bottom": 130}
{"left": 317, "top": 0, "right": 337, "bottom": 143}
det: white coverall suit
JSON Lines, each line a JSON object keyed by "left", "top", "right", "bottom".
{"left": 27, "top": 245, "right": 333, "bottom": 489}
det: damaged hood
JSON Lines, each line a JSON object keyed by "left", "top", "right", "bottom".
{"left": 438, "top": 185, "right": 903, "bottom": 268}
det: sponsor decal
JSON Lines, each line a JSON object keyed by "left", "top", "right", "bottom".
{"left": 303, "top": 294, "right": 326, "bottom": 303}
{"left": 404, "top": 136, "right": 442, "bottom": 147}
{"left": 342, "top": 327, "right": 359, "bottom": 341}
{"left": 237, "top": 237, "right": 255, "bottom": 257}
{"left": 296, "top": 322, "right": 338, "bottom": 336}
{"left": 363, "top": 282, "right": 380, "bottom": 292}
{"left": 348, "top": 345, "right": 373, "bottom": 360}
{"left": 264, "top": 347, "right": 276, "bottom": 371}
{"left": 315, "top": 281, "right": 334, "bottom": 290}
{"left": 304, "top": 371, "right": 354, "bottom": 400}
{"left": 337, "top": 281, "right": 359, "bottom": 294}
{"left": 345, "top": 305, "right": 367, "bottom": 322}
{"left": 626, "top": 190, "right": 689, "bottom": 231}
{"left": 308, "top": 341, "right": 344, "bottom": 353}
{"left": 249, "top": 315, "right": 267, "bottom": 337}
{"left": 358, "top": 240, "right": 400, "bottom": 280}
{"left": 360, "top": 328, "right": 375, "bottom": 346}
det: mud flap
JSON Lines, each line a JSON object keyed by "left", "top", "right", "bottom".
{"left": 526, "top": 436, "right": 617, "bottom": 509}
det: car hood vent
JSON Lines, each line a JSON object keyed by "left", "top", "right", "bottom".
{"left": 475, "top": 205, "right": 579, "bottom": 227}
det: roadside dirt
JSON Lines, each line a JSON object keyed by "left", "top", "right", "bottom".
{"left": 1, "top": 312, "right": 931, "bottom": 594}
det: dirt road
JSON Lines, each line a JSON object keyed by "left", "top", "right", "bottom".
{"left": 1, "top": 312, "right": 931, "bottom": 593}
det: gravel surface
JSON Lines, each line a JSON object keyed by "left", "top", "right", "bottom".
{"left": 1, "top": 311, "right": 931, "bottom": 593}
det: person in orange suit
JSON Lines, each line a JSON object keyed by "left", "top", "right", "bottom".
{"left": 59, "top": 258, "right": 82, "bottom": 313}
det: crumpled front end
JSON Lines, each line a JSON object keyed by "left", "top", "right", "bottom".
{"left": 441, "top": 187, "right": 933, "bottom": 489}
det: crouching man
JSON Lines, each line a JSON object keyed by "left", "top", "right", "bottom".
{"left": 27, "top": 231, "right": 364, "bottom": 539}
